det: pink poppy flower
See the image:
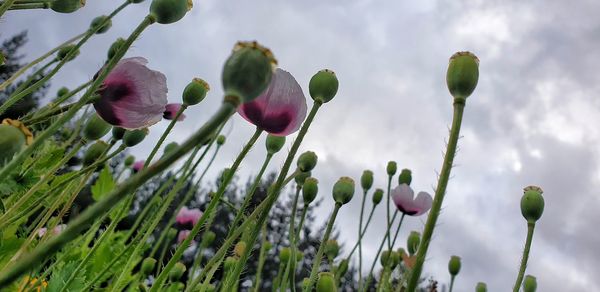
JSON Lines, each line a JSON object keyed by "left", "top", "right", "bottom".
{"left": 392, "top": 184, "right": 432, "bottom": 216}
{"left": 177, "top": 230, "right": 192, "bottom": 244}
{"left": 237, "top": 68, "right": 307, "bottom": 136}
{"left": 94, "top": 57, "right": 168, "bottom": 129}
{"left": 176, "top": 207, "right": 202, "bottom": 226}
{"left": 132, "top": 160, "right": 144, "bottom": 172}
{"left": 163, "top": 103, "right": 186, "bottom": 121}
{"left": 53, "top": 224, "right": 66, "bottom": 234}
{"left": 37, "top": 228, "right": 48, "bottom": 238}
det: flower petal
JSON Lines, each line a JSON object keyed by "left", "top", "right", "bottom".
{"left": 392, "top": 184, "right": 415, "bottom": 213}
{"left": 412, "top": 191, "right": 433, "bottom": 216}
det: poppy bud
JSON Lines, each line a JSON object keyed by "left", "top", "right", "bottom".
{"left": 141, "top": 257, "right": 156, "bottom": 276}
{"left": 279, "top": 247, "right": 291, "bottom": 263}
{"left": 448, "top": 255, "right": 461, "bottom": 276}
{"left": 475, "top": 282, "right": 487, "bottom": 292}
{"left": 163, "top": 142, "right": 178, "bottom": 156}
{"left": 112, "top": 127, "right": 125, "bottom": 140}
{"left": 372, "top": 188, "right": 384, "bottom": 205}
{"left": 324, "top": 240, "right": 339, "bottom": 260}
{"left": 407, "top": 231, "right": 421, "bottom": 256}
{"left": 57, "top": 87, "right": 69, "bottom": 97}
{"left": 316, "top": 272, "right": 336, "bottom": 292}
{"left": 361, "top": 170, "right": 374, "bottom": 191}
{"left": 332, "top": 176, "right": 355, "bottom": 205}
{"left": 216, "top": 135, "right": 226, "bottom": 145}
{"left": 201, "top": 231, "right": 216, "bottom": 247}
{"left": 222, "top": 41, "right": 276, "bottom": 103}
{"left": 123, "top": 128, "right": 148, "bottom": 147}
{"left": 168, "top": 262, "right": 186, "bottom": 281}
{"left": 520, "top": 186, "right": 544, "bottom": 223}
{"left": 0, "top": 124, "right": 26, "bottom": 166}
{"left": 265, "top": 134, "right": 286, "bottom": 154}
{"left": 295, "top": 171, "right": 311, "bottom": 186}
{"left": 83, "top": 114, "right": 111, "bottom": 141}
{"left": 50, "top": 0, "right": 84, "bottom": 13}
{"left": 234, "top": 241, "right": 246, "bottom": 258}
{"left": 90, "top": 16, "right": 112, "bottom": 34}
{"left": 295, "top": 249, "right": 304, "bottom": 262}
{"left": 523, "top": 275, "right": 537, "bottom": 292}
{"left": 309, "top": 69, "right": 338, "bottom": 104}
{"left": 447, "top": 51, "right": 479, "bottom": 100}
{"left": 398, "top": 168, "right": 412, "bottom": 185}
{"left": 167, "top": 227, "right": 177, "bottom": 239}
{"left": 380, "top": 250, "right": 391, "bottom": 267}
{"left": 124, "top": 155, "right": 135, "bottom": 166}
{"left": 108, "top": 38, "right": 126, "bottom": 60}
{"left": 386, "top": 161, "right": 397, "bottom": 176}
{"left": 83, "top": 141, "right": 108, "bottom": 166}
{"left": 297, "top": 151, "right": 318, "bottom": 172}
{"left": 149, "top": 0, "right": 192, "bottom": 24}
{"left": 129, "top": 0, "right": 146, "bottom": 3}
{"left": 302, "top": 177, "right": 318, "bottom": 205}
{"left": 302, "top": 278, "right": 311, "bottom": 290}
{"left": 337, "top": 259, "right": 349, "bottom": 278}
{"left": 57, "top": 44, "right": 79, "bottom": 62}
{"left": 183, "top": 78, "right": 210, "bottom": 106}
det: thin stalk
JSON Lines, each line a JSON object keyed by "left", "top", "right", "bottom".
{"left": 512, "top": 222, "right": 536, "bottom": 292}
{"left": 390, "top": 213, "right": 406, "bottom": 249}
{"left": 449, "top": 276, "right": 455, "bottom": 292}
{"left": 358, "top": 189, "right": 368, "bottom": 288}
{"left": 144, "top": 104, "right": 188, "bottom": 167}
{"left": 272, "top": 262, "right": 286, "bottom": 292}
{"left": 0, "top": 0, "right": 17, "bottom": 18}
{"left": 406, "top": 99, "right": 466, "bottom": 291}
{"left": 347, "top": 205, "right": 376, "bottom": 258}
{"left": 386, "top": 175, "right": 392, "bottom": 250}
{"left": 252, "top": 222, "right": 269, "bottom": 292}
{"left": 24, "top": 102, "right": 77, "bottom": 125}
{"left": 7, "top": 2, "right": 48, "bottom": 9}
{"left": 279, "top": 186, "right": 301, "bottom": 292}
{"left": 11, "top": 58, "right": 57, "bottom": 95}
{"left": 25, "top": 80, "right": 93, "bottom": 121}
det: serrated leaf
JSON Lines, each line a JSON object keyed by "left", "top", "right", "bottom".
{"left": 46, "top": 261, "right": 86, "bottom": 292}
{"left": 91, "top": 167, "right": 115, "bottom": 201}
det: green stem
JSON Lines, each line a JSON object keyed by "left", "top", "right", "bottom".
{"left": 11, "top": 58, "right": 57, "bottom": 96}
{"left": 144, "top": 104, "right": 188, "bottom": 167}
{"left": 279, "top": 186, "right": 301, "bottom": 292}
{"left": 513, "top": 222, "right": 536, "bottom": 292}
{"left": 358, "top": 189, "right": 368, "bottom": 288}
{"left": 406, "top": 99, "right": 466, "bottom": 291}
{"left": 390, "top": 212, "right": 405, "bottom": 249}
{"left": 347, "top": 205, "right": 376, "bottom": 258}
{"left": 273, "top": 262, "right": 286, "bottom": 292}
{"left": 24, "top": 80, "right": 93, "bottom": 121}
{"left": 7, "top": 2, "right": 47, "bottom": 9}
{"left": 449, "top": 276, "right": 455, "bottom": 292}
{"left": 0, "top": 0, "right": 17, "bottom": 17}
{"left": 24, "top": 101, "right": 77, "bottom": 125}
{"left": 303, "top": 203, "right": 342, "bottom": 292}
{"left": 252, "top": 221, "right": 269, "bottom": 292}
{"left": 386, "top": 175, "right": 392, "bottom": 251}
{"left": 363, "top": 212, "right": 404, "bottom": 292}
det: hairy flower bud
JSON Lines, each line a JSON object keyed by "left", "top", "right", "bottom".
{"left": 201, "top": 231, "right": 216, "bottom": 247}
{"left": 386, "top": 161, "right": 397, "bottom": 176}
{"left": 316, "top": 272, "right": 336, "bottom": 292}
{"left": 523, "top": 275, "right": 537, "bottom": 292}
{"left": 112, "top": 127, "right": 125, "bottom": 140}
{"left": 183, "top": 78, "right": 210, "bottom": 105}
{"left": 337, "top": 259, "right": 349, "bottom": 278}
{"left": 141, "top": 257, "right": 156, "bottom": 276}
{"left": 57, "top": 44, "right": 79, "bottom": 62}
{"left": 297, "top": 151, "right": 318, "bottom": 172}
{"left": 149, "top": 0, "right": 192, "bottom": 24}
{"left": 57, "top": 87, "right": 69, "bottom": 97}
{"left": 265, "top": 134, "right": 286, "bottom": 154}
{"left": 216, "top": 135, "right": 226, "bottom": 145}
{"left": 309, "top": 69, "right": 338, "bottom": 104}
{"left": 476, "top": 282, "right": 487, "bottom": 292}
{"left": 83, "top": 141, "right": 108, "bottom": 166}
{"left": 0, "top": 124, "right": 26, "bottom": 166}
{"left": 234, "top": 241, "right": 246, "bottom": 258}
{"left": 324, "top": 240, "right": 339, "bottom": 260}
{"left": 83, "top": 114, "right": 111, "bottom": 141}
{"left": 447, "top": 51, "right": 479, "bottom": 100}
{"left": 448, "top": 255, "right": 461, "bottom": 276}
{"left": 124, "top": 155, "right": 135, "bottom": 166}
{"left": 279, "top": 247, "right": 291, "bottom": 263}
{"left": 361, "top": 170, "right": 374, "bottom": 191}
{"left": 50, "top": 0, "right": 85, "bottom": 13}
{"left": 163, "top": 142, "right": 178, "bottom": 156}
{"left": 295, "top": 171, "right": 311, "bottom": 186}
{"left": 520, "top": 186, "right": 544, "bottom": 223}
{"left": 123, "top": 128, "right": 148, "bottom": 147}
{"left": 398, "top": 168, "right": 412, "bottom": 185}
{"left": 332, "top": 176, "right": 355, "bottom": 205}
{"left": 90, "top": 16, "right": 112, "bottom": 34}
{"left": 372, "top": 188, "right": 384, "bottom": 205}
{"left": 407, "top": 231, "right": 421, "bottom": 256}
{"left": 302, "top": 177, "right": 319, "bottom": 205}
{"left": 168, "top": 262, "right": 186, "bottom": 281}
{"left": 108, "top": 38, "right": 126, "bottom": 60}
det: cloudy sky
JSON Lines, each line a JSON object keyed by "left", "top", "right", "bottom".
{"left": 3, "top": 0, "right": 600, "bottom": 290}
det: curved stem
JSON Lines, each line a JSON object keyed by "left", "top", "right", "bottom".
{"left": 386, "top": 175, "right": 392, "bottom": 250}
{"left": 358, "top": 189, "right": 368, "bottom": 288}
{"left": 390, "top": 212, "right": 406, "bottom": 249}
{"left": 406, "top": 99, "right": 465, "bottom": 291}
{"left": 144, "top": 104, "right": 188, "bottom": 167}
{"left": 512, "top": 222, "right": 536, "bottom": 292}
{"left": 252, "top": 221, "right": 269, "bottom": 292}
{"left": 279, "top": 186, "right": 301, "bottom": 292}
{"left": 449, "top": 276, "right": 455, "bottom": 292}
{"left": 347, "top": 205, "right": 376, "bottom": 259}
{"left": 7, "top": 2, "right": 48, "bottom": 10}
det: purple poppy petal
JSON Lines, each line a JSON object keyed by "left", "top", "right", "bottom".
{"left": 412, "top": 191, "right": 433, "bottom": 216}
{"left": 177, "top": 230, "right": 191, "bottom": 243}
{"left": 132, "top": 160, "right": 144, "bottom": 172}
{"left": 392, "top": 184, "right": 415, "bottom": 211}
{"left": 164, "top": 103, "right": 186, "bottom": 121}
{"left": 176, "top": 207, "right": 202, "bottom": 226}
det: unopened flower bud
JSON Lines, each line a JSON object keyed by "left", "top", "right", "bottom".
{"left": 523, "top": 275, "right": 537, "bottom": 292}
{"left": 0, "top": 124, "right": 26, "bottom": 166}
{"left": 124, "top": 155, "right": 135, "bottom": 166}
{"left": 83, "top": 114, "right": 111, "bottom": 141}
{"left": 398, "top": 169, "right": 412, "bottom": 185}
{"left": 447, "top": 51, "right": 479, "bottom": 100}
{"left": 108, "top": 38, "right": 126, "bottom": 59}
{"left": 216, "top": 135, "right": 226, "bottom": 145}
{"left": 302, "top": 177, "right": 318, "bottom": 204}
{"left": 520, "top": 186, "right": 544, "bottom": 223}
{"left": 83, "top": 141, "right": 108, "bottom": 166}
{"left": 302, "top": 278, "right": 310, "bottom": 290}
{"left": 149, "top": 0, "right": 192, "bottom": 24}
{"left": 167, "top": 228, "right": 178, "bottom": 239}
{"left": 337, "top": 259, "right": 349, "bottom": 278}
{"left": 297, "top": 151, "right": 317, "bottom": 172}
{"left": 397, "top": 247, "right": 407, "bottom": 260}
{"left": 324, "top": 240, "right": 339, "bottom": 260}
{"left": 57, "top": 87, "right": 69, "bottom": 97}
{"left": 201, "top": 231, "right": 216, "bottom": 247}
{"left": 141, "top": 257, "right": 156, "bottom": 276}
{"left": 90, "top": 15, "right": 111, "bottom": 34}
{"left": 57, "top": 44, "right": 79, "bottom": 62}
{"left": 372, "top": 188, "right": 384, "bottom": 205}
{"left": 380, "top": 250, "right": 391, "bottom": 267}
{"left": 265, "top": 134, "right": 285, "bottom": 154}
{"left": 112, "top": 127, "right": 125, "bottom": 140}
{"left": 279, "top": 247, "right": 291, "bottom": 263}
{"left": 50, "top": 0, "right": 84, "bottom": 13}
{"left": 183, "top": 78, "right": 210, "bottom": 105}
{"left": 361, "top": 170, "right": 374, "bottom": 191}
{"left": 264, "top": 241, "right": 273, "bottom": 251}
{"left": 222, "top": 41, "right": 276, "bottom": 103}
{"left": 332, "top": 176, "right": 355, "bottom": 205}
{"left": 448, "top": 255, "right": 461, "bottom": 276}
{"left": 163, "top": 142, "right": 178, "bottom": 156}
{"left": 295, "top": 249, "right": 304, "bottom": 262}
{"left": 475, "top": 282, "right": 487, "bottom": 292}
{"left": 309, "top": 69, "right": 338, "bottom": 104}
{"left": 295, "top": 171, "right": 311, "bottom": 186}
{"left": 168, "top": 262, "right": 186, "bottom": 281}
{"left": 316, "top": 272, "right": 336, "bottom": 292}
{"left": 234, "top": 241, "right": 246, "bottom": 258}
{"left": 386, "top": 161, "right": 397, "bottom": 176}
{"left": 407, "top": 231, "right": 421, "bottom": 256}
{"left": 390, "top": 251, "right": 400, "bottom": 269}
{"left": 123, "top": 128, "right": 148, "bottom": 147}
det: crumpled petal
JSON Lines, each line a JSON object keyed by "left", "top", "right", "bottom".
{"left": 238, "top": 68, "right": 307, "bottom": 136}
{"left": 176, "top": 206, "right": 202, "bottom": 226}
{"left": 164, "top": 103, "right": 186, "bottom": 121}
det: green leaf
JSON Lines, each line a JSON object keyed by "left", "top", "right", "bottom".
{"left": 91, "top": 167, "right": 115, "bottom": 201}
{"left": 46, "top": 261, "right": 86, "bottom": 292}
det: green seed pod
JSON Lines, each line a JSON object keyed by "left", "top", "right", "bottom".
{"left": 386, "top": 161, "right": 397, "bottom": 176}
{"left": 397, "top": 247, "right": 407, "bottom": 260}
{"left": 167, "top": 228, "right": 177, "bottom": 239}
{"left": 123, "top": 128, "right": 148, "bottom": 147}
{"left": 183, "top": 78, "right": 210, "bottom": 105}
{"left": 90, "top": 15, "right": 112, "bottom": 34}
{"left": 302, "top": 177, "right": 319, "bottom": 204}
{"left": 475, "top": 282, "right": 487, "bottom": 292}
{"left": 302, "top": 278, "right": 311, "bottom": 291}
{"left": 264, "top": 241, "right": 273, "bottom": 251}
{"left": 520, "top": 186, "right": 545, "bottom": 223}
{"left": 50, "top": 0, "right": 85, "bottom": 13}
{"left": 337, "top": 259, "right": 349, "bottom": 278}
{"left": 57, "top": 44, "right": 79, "bottom": 62}
{"left": 129, "top": 0, "right": 146, "bottom": 3}
{"left": 149, "top": 0, "right": 192, "bottom": 24}
{"left": 372, "top": 188, "right": 384, "bottom": 205}
{"left": 447, "top": 51, "right": 479, "bottom": 100}
{"left": 380, "top": 250, "right": 391, "bottom": 267}
{"left": 332, "top": 176, "right": 355, "bottom": 205}
{"left": 0, "top": 124, "right": 26, "bottom": 166}
{"left": 279, "top": 247, "right": 291, "bottom": 263}
{"left": 295, "top": 171, "right": 311, "bottom": 186}
{"left": 168, "top": 262, "right": 187, "bottom": 281}
{"left": 360, "top": 170, "right": 374, "bottom": 191}
{"left": 57, "top": 87, "right": 69, "bottom": 97}
{"left": 390, "top": 251, "right": 400, "bottom": 269}
{"left": 324, "top": 240, "right": 339, "bottom": 260}
{"left": 163, "top": 142, "right": 178, "bottom": 156}
{"left": 265, "top": 134, "right": 285, "bottom": 154}
{"left": 83, "top": 114, "right": 111, "bottom": 141}
{"left": 108, "top": 38, "right": 126, "bottom": 60}
{"left": 398, "top": 168, "right": 412, "bottom": 185}
{"left": 201, "top": 231, "right": 216, "bottom": 247}
{"left": 407, "top": 231, "right": 421, "bottom": 256}
{"left": 111, "top": 127, "right": 126, "bottom": 140}
{"left": 224, "top": 257, "right": 238, "bottom": 273}
{"left": 316, "top": 272, "right": 337, "bottom": 292}
{"left": 83, "top": 141, "right": 109, "bottom": 166}
{"left": 523, "top": 275, "right": 537, "bottom": 292}
{"left": 124, "top": 155, "right": 135, "bottom": 167}
{"left": 295, "top": 249, "right": 304, "bottom": 262}
{"left": 234, "top": 241, "right": 246, "bottom": 258}
{"left": 140, "top": 257, "right": 156, "bottom": 276}
{"left": 309, "top": 69, "right": 338, "bottom": 104}
{"left": 216, "top": 135, "right": 226, "bottom": 145}
{"left": 448, "top": 255, "right": 461, "bottom": 276}
{"left": 222, "top": 41, "right": 276, "bottom": 103}
{"left": 297, "top": 151, "right": 318, "bottom": 172}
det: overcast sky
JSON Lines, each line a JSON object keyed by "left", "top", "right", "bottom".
{"left": 3, "top": 0, "right": 600, "bottom": 290}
